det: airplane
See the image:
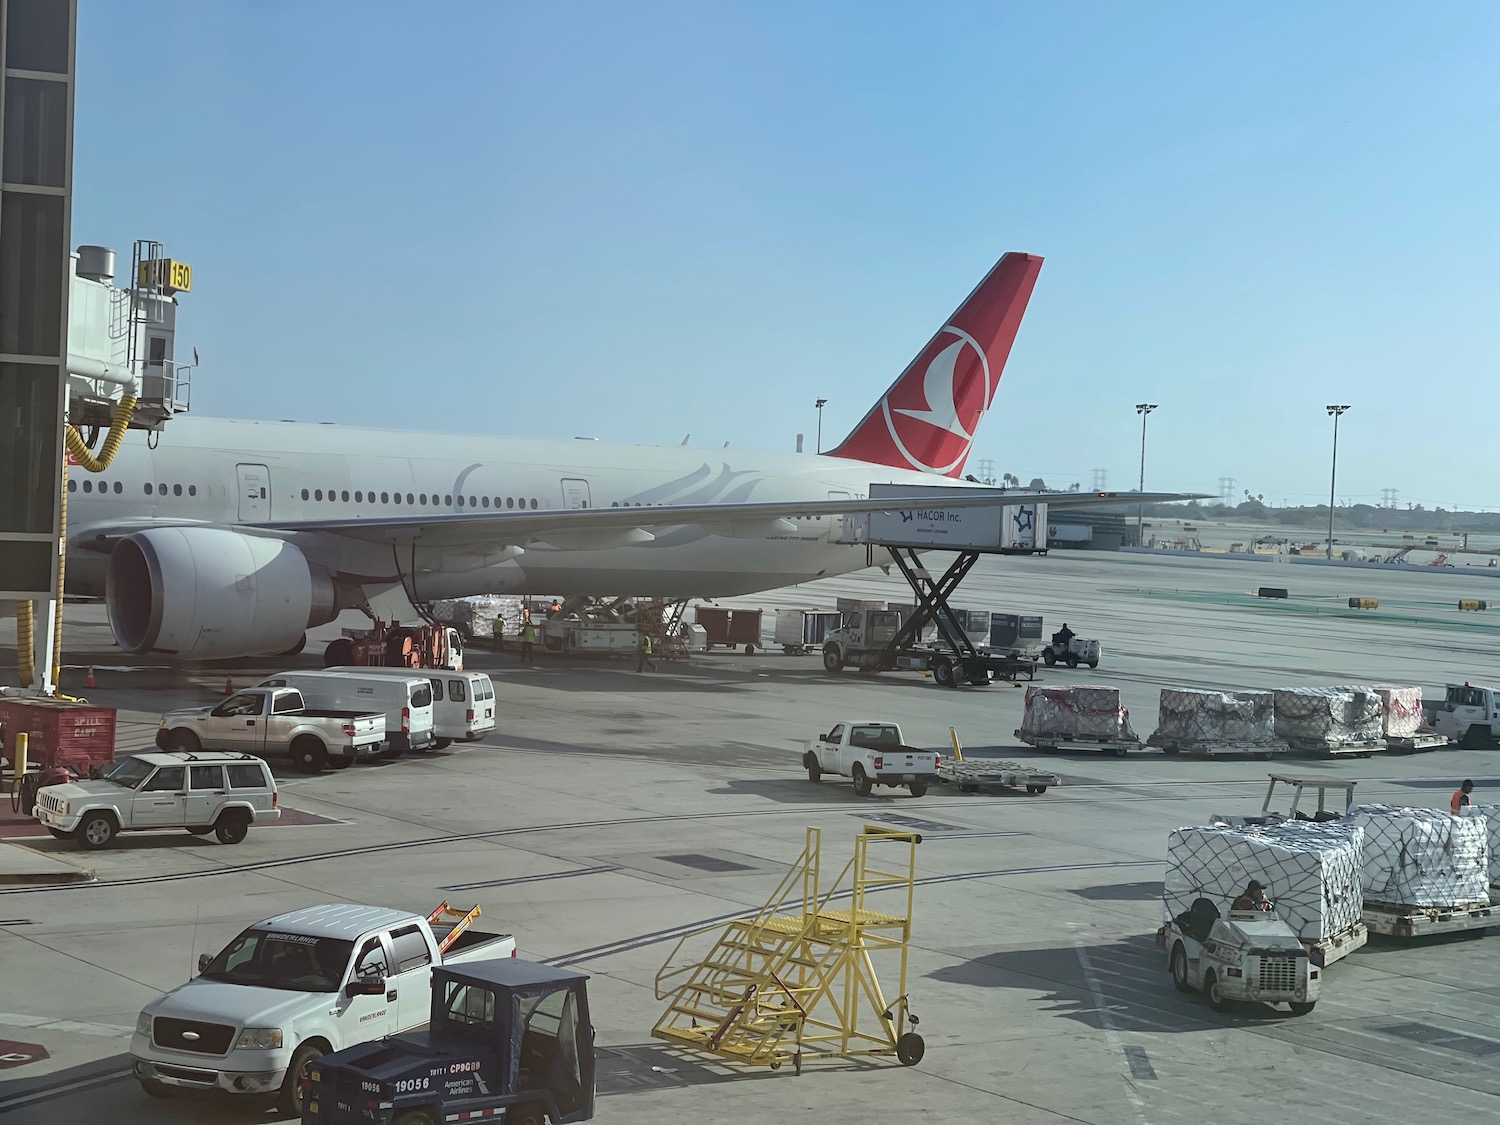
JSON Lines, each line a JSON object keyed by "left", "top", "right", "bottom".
{"left": 52, "top": 251, "right": 1194, "bottom": 661}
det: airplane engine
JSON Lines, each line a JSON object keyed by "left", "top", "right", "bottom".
{"left": 107, "top": 527, "right": 337, "bottom": 659}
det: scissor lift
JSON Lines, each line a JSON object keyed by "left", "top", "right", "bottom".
{"left": 652, "top": 825, "right": 926, "bottom": 1074}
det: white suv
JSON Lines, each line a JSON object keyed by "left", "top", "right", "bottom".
{"left": 34, "top": 752, "right": 280, "bottom": 849}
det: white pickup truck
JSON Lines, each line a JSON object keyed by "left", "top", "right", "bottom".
{"left": 157, "top": 687, "right": 386, "bottom": 773}
{"left": 130, "top": 902, "right": 515, "bottom": 1115}
{"left": 803, "top": 720, "right": 940, "bottom": 797}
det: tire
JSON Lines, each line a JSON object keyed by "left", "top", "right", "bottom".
{"left": 1065, "top": 655, "right": 1079, "bottom": 668}
{"left": 434, "top": 737, "right": 453, "bottom": 749}
{"left": 184, "top": 826, "right": 213, "bottom": 836}
{"left": 1114, "top": 747, "right": 1129, "bottom": 758}
{"left": 745, "top": 643, "right": 756, "bottom": 655}
{"left": 808, "top": 760, "right": 822, "bottom": 783}
{"left": 139, "top": 1078, "right": 177, "bottom": 1099}
{"left": 1043, "top": 649, "right": 1057, "bottom": 666}
{"left": 851, "top": 765, "right": 873, "bottom": 798}
{"left": 291, "top": 737, "right": 328, "bottom": 774}
{"left": 1025, "top": 784, "right": 1046, "bottom": 795}
{"left": 908, "top": 782, "right": 928, "bottom": 797}
{"left": 165, "top": 729, "right": 200, "bottom": 754}
{"left": 822, "top": 646, "right": 844, "bottom": 673}
{"left": 1088, "top": 659, "right": 1099, "bottom": 669}
{"left": 47, "top": 827, "right": 70, "bottom": 839}
{"left": 327, "top": 755, "right": 353, "bottom": 769}
{"left": 1289, "top": 1001, "right": 1316, "bottom": 1016}
{"left": 895, "top": 1031, "right": 925, "bottom": 1066}
{"left": 932, "top": 659, "right": 954, "bottom": 688}
{"left": 322, "top": 638, "right": 355, "bottom": 668}
{"left": 77, "top": 811, "right": 116, "bottom": 850}
{"left": 1170, "top": 945, "right": 1192, "bottom": 993}
{"left": 1204, "top": 970, "right": 1232, "bottom": 1013}
{"left": 1162, "top": 746, "right": 1181, "bottom": 756}
{"left": 505, "top": 1105, "right": 545, "bottom": 1125}
{"left": 276, "top": 1042, "right": 325, "bottom": 1117}
{"left": 213, "top": 810, "right": 250, "bottom": 845}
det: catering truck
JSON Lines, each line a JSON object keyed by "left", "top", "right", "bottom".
{"left": 130, "top": 902, "right": 515, "bottom": 1116}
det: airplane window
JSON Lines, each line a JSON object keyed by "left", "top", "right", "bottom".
{"left": 157, "top": 483, "right": 166, "bottom": 494}
{"left": 314, "top": 489, "right": 322, "bottom": 501}
{"left": 66, "top": 479, "right": 76, "bottom": 492}
{"left": 302, "top": 489, "right": 310, "bottom": 500}
{"left": 367, "top": 491, "right": 376, "bottom": 504}
{"left": 506, "top": 497, "right": 514, "bottom": 509}
{"left": 469, "top": 495, "right": 477, "bottom": 508}
{"left": 457, "top": 495, "right": 465, "bottom": 508}
{"left": 394, "top": 493, "right": 403, "bottom": 505}
{"left": 339, "top": 490, "right": 348, "bottom": 501}
{"left": 406, "top": 493, "right": 414, "bottom": 505}
{"left": 188, "top": 485, "right": 197, "bottom": 496}
{"left": 529, "top": 499, "right": 538, "bottom": 509}
{"left": 114, "top": 481, "right": 122, "bottom": 493}
{"left": 82, "top": 479, "right": 92, "bottom": 493}
{"left": 143, "top": 483, "right": 152, "bottom": 495}
{"left": 419, "top": 493, "right": 428, "bottom": 505}
{"left": 381, "top": 492, "right": 389, "bottom": 504}
{"left": 173, "top": 484, "right": 182, "bottom": 496}
{"left": 445, "top": 494, "right": 453, "bottom": 506}
{"left": 355, "top": 491, "right": 363, "bottom": 502}
{"left": 482, "top": 496, "right": 490, "bottom": 508}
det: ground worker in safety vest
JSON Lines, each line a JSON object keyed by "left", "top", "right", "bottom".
{"left": 637, "top": 630, "right": 656, "bottom": 673}
{"left": 493, "top": 614, "right": 506, "bottom": 651}
{"left": 519, "top": 619, "right": 537, "bottom": 665}
{"left": 1453, "top": 779, "right": 1474, "bottom": 814}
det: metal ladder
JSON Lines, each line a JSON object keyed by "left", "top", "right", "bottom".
{"left": 427, "top": 901, "right": 482, "bottom": 954}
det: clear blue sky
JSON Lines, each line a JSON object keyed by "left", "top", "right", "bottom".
{"left": 74, "top": 1, "right": 1499, "bottom": 510}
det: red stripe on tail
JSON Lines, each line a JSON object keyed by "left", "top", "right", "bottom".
{"left": 825, "top": 252, "right": 1043, "bottom": 477}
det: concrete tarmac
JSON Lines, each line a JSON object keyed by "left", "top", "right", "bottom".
{"left": 1, "top": 549, "right": 1498, "bottom": 1124}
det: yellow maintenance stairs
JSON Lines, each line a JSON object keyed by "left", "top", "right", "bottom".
{"left": 652, "top": 825, "right": 924, "bottom": 1074}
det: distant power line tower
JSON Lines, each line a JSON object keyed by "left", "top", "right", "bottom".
{"left": 973, "top": 458, "right": 996, "bottom": 485}
{"left": 1218, "top": 477, "right": 1236, "bottom": 504}
{"left": 1091, "top": 468, "right": 1108, "bottom": 490}
{"left": 1381, "top": 487, "right": 1399, "bottom": 509}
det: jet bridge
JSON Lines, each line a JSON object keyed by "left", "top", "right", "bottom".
{"left": 826, "top": 484, "right": 1053, "bottom": 687}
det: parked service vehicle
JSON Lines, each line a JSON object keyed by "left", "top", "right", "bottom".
{"left": 157, "top": 688, "right": 385, "bottom": 774}
{"left": 259, "top": 671, "right": 437, "bottom": 757}
{"left": 803, "top": 721, "right": 940, "bottom": 797}
{"left": 1424, "top": 683, "right": 1500, "bottom": 748}
{"left": 1159, "top": 899, "right": 1320, "bottom": 1015}
{"left": 33, "top": 752, "right": 280, "bottom": 849}
{"left": 303, "top": 958, "right": 595, "bottom": 1125}
{"left": 329, "top": 667, "right": 496, "bottom": 746}
{"left": 131, "top": 902, "right": 516, "bottom": 1115}
{"left": 1041, "top": 635, "right": 1101, "bottom": 669}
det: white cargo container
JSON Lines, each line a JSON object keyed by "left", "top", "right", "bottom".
{"left": 774, "top": 610, "right": 844, "bottom": 655}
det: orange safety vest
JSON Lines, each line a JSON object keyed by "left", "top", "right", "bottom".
{"left": 1453, "top": 789, "right": 1470, "bottom": 814}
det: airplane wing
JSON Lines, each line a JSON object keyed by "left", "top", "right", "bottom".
{"left": 247, "top": 489, "right": 1208, "bottom": 549}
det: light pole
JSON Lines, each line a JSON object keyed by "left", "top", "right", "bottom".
{"left": 1325, "top": 404, "right": 1350, "bottom": 559}
{"left": 815, "top": 398, "right": 827, "bottom": 453}
{"left": 1135, "top": 403, "right": 1158, "bottom": 546}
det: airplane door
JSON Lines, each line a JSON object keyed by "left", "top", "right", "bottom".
{"left": 561, "top": 478, "right": 591, "bottom": 509}
{"left": 236, "top": 463, "right": 270, "bottom": 521}
{"left": 828, "top": 490, "right": 861, "bottom": 543}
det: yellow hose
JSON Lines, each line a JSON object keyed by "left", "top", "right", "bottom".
{"left": 14, "top": 397, "right": 135, "bottom": 692}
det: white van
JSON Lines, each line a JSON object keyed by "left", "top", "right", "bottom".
{"left": 328, "top": 668, "right": 495, "bottom": 747}
{"left": 257, "top": 670, "right": 437, "bottom": 756}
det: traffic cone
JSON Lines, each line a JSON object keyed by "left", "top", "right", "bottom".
{"left": 85, "top": 667, "right": 96, "bottom": 689}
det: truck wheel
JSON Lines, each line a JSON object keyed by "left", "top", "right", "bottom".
{"left": 851, "top": 765, "right": 873, "bottom": 798}
{"left": 1043, "top": 649, "right": 1057, "bottom": 666}
{"left": 393, "top": 1111, "right": 441, "bottom": 1125}
{"left": 1065, "top": 654, "right": 1079, "bottom": 668}
{"left": 434, "top": 737, "right": 452, "bottom": 749}
{"left": 822, "top": 646, "right": 844, "bottom": 673}
{"left": 1204, "top": 970, "right": 1232, "bottom": 1013}
{"left": 327, "top": 755, "right": 352, "bottom": 769}
{"left": 1026, "top": 784, "right": 1047, "bottom": 794}
{"left": 291, "top": 737, "right": 329, "bottom": 773}
{"left": 745, "top": 643, "right": 756, "bottom": 655}
{"left": 165, "top": 730, "right": 200, "bottom": 753}
{"left": 896, "top": 1032, "right": 925, "bottom": 1066}
{"left": 213, "top": 810, "right": 250, "bottom": 845}
{"left": 932, "top": 659, "right": 954, "bottom": 688}
{"left": 908, "top": 782, "right": 928, "bottom": 797}
{"left": 506, "top": 1106, "right": 545, "bottom": 1125}
{"left": 139, "top": 1078, "right": 176, "bottom": 1099}
{"left": 277, "top": 1041, "right": 325, "bottom": 1116}
{"left": 1087, "top": 659, "right": 1099, "bottom": 669}
{"left": 1289, "top": 1001, "right": 1316, "bottom": 1016}
{"left": 1170, "top": 945, "right": 1192, "bottom": 993}
{"left": 77, "top": 811, "right": 116, "bottom": 850}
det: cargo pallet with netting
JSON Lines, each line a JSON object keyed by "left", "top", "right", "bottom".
{"left": 652, "top": 825, "right": 926, "bottom": 1075}
{"left": 1363, "top": 898, "right": 1498, "bottom": 938}
{"left": 1285, "top": 737, "right": 1387, "bottom": 759}
{"left": 1151, "top": 737, "right": 1291, "bottom": 758}
{"left": 940, "top": 728, "right": 1059, "bottom": 792}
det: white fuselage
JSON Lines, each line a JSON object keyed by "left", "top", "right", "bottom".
{"left": 64, "top": 416, "right": 965, "bottom": 601}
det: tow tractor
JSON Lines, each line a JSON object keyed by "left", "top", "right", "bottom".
{"left": 1040, "top": 634, "right": 1101, "bottom": 669}
{"left": 1157, "top": 899, "right": 1321, "bottom": 1015}
{"left": 1423, "top": 683, "right": 1500, "bottom": 749}
{"left": 1211, "top": 773, "right": 1357, "bottom": 829}
{"left": 304, "top": 958, "right": 594, "bottom": 1125}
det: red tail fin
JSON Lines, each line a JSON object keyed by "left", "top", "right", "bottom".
{"left": 826, "top": 252, "right": 1042, "bottom": 477}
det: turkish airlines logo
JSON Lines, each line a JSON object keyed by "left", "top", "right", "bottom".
{"left": 879, "top": 325, "right": 990, "bottom": 474}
